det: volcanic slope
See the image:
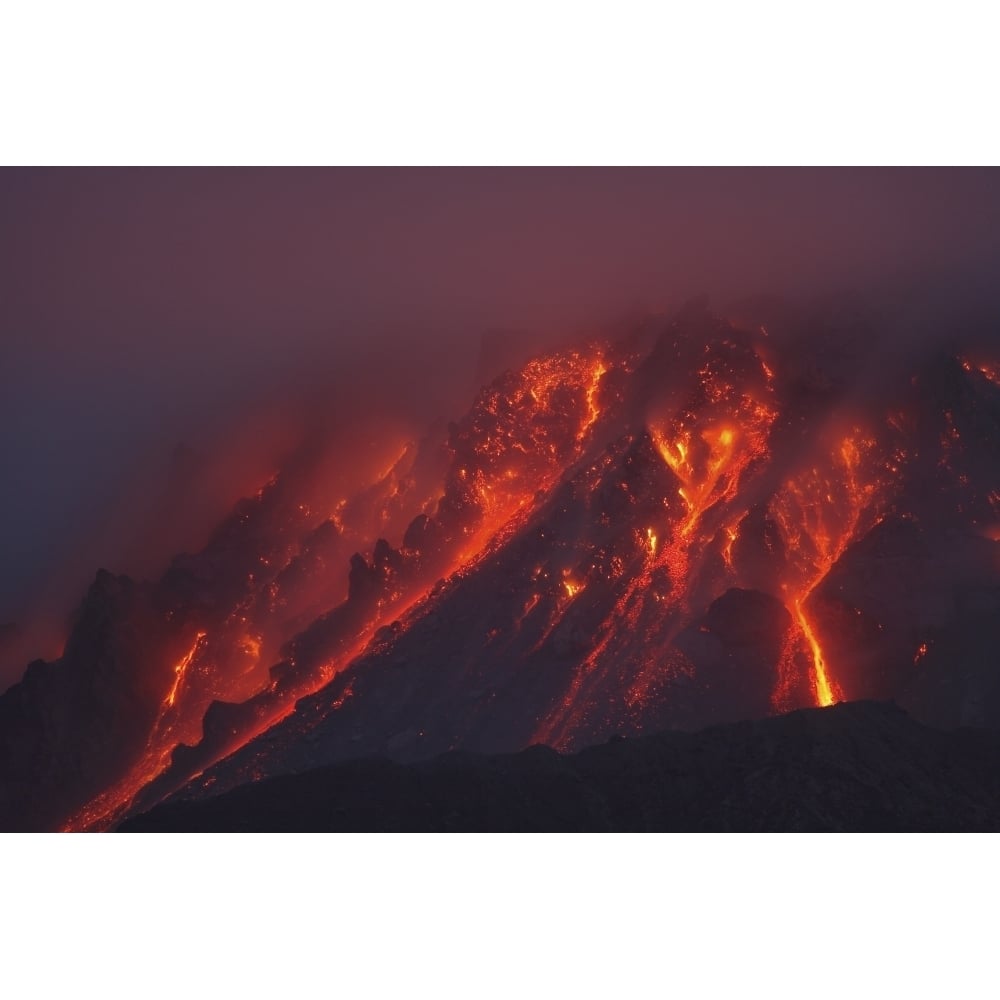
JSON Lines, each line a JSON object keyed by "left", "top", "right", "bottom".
{"left": 5, "top": 301, "right": 1000, "bottom": 830}
{"left": 142, "top": 304, "right": 1000, "bottom": 816}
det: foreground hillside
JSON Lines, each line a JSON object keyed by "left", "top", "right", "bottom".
{"left": 121, "top": 701, "right": 1000, "bottom": 832}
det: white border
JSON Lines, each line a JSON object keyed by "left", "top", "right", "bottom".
{"left": 2, "top": 2, "right": 997, "bottom": 165}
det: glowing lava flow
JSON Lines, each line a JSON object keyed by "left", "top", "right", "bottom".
{"left": 792, "top": 600, "right": 837, "bottom": 706}
{"left": 165, "top": 631, "right": 206, "bottom": 708}
{"left": 577, "top": 359, "right": 608, "bottom": 444}
{"left": 652, "top": 425, "right": 738, "bottom": 537}
{"left": 772, "top": 434, "right": 885, "bottom": 708}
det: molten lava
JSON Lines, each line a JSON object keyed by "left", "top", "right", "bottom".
{"left": 165, "top": 631, "right": 206, "bottom": 708}
{"left": 652, "top": 425, "right": 740, "bottom": 537}
{"left": 792, "top": 603, "right": 837, "bottom": 706}
{"left": 771, "top": 433, "right": 888, "bottom": 708}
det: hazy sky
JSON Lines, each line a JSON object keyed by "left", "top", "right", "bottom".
{"left": 2, "top": 167, "right": 999, "bottom": 678}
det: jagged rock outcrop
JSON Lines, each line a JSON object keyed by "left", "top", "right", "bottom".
{"left": 0, "top": 571, "right": 175, "bottom": 830}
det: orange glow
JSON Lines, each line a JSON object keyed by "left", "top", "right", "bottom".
{"left": 652, "top": 425, "right": 739, "bottom": 537}
{"left": 721, "top": 512, "right": 746, "bottom": 570}
{"left": 577, "top": 359, "right": 608, "bottom": 444}
{"left": 655, "top": 434, "right": 688, "bottom": 472}
{"left": 793, "top": 602, "right": 838, "bottom": 706}
{"left": 165, "top": 631, "right": 206, "bottom": 708}
{"left": 239, "top": 635, "right": 262, "bottom": 670}
{"left": 645, "top": 527, "right": 658, "bottom": 555}
{"left": 961, "top": 356, "right": 1000, "bottom": 386}
{"left": 376, "top": 442, "right": 413, "bottom": 483}
{"left": 452, "top": 346, "right": 611, "bottom": 532}
{"left": 772, "top": 430, "right": 886, "bottom": 708}
{"left": 515, "top": 593, "right": 542, "bottom": 628}
{"left": 330, "top": 679, "right": 355, "bottom": 711}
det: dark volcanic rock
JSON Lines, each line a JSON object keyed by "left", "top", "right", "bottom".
{"left": 704, "top": 588, "right": 789, "bottom": 647}
{"left": 673, "top": 588, "right": 793, "bottom": 724}
{"left": 0, "top": 571, "right": 178, "bottom": 831}
{"left": 120, "top": 701, "right": 1000, "bottom": 832}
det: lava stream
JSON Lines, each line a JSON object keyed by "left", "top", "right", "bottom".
{"left": 772, "top": 433, "right": 887, "bottom": 709}
{"left": 165, "top": 631, "right": 206, "bottom": 708}
{"left": 791, "top": 599, "right": 838, "bottom": 706}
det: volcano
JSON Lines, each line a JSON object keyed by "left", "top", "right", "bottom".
{"left": 4, "top": 299, "right": 1000, "bottom": 832}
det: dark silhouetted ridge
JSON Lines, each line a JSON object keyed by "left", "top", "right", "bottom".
{"left": 120, "top": 701, "right": 1000, "bottom": 832}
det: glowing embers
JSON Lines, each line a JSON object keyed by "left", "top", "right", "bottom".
{"left": 961, "top": 356, "right": 1000, "bottom": 386}
{"left": 472, "top": 347, "right": 608, "bottom": 462}
{"left": 534, "top": 392, "right": 778, "bottom": 749}
{"left": 519, "top": 350, "right": 607, "bottom": 416}
{"left": 236, "top": 634, "right": 263, "bottom": 677}
{"left": 330, "top": 678, "right": 355, "bottom": 711}
{"left": 328, "top": 499, "right": 348, "bottom": 532}
{"left": 449, "top": 346, "right": 610, "bottom": 537}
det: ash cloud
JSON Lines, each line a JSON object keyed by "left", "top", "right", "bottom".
{"left": 1, "top": 167, "right": 999, "bottom": 689}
